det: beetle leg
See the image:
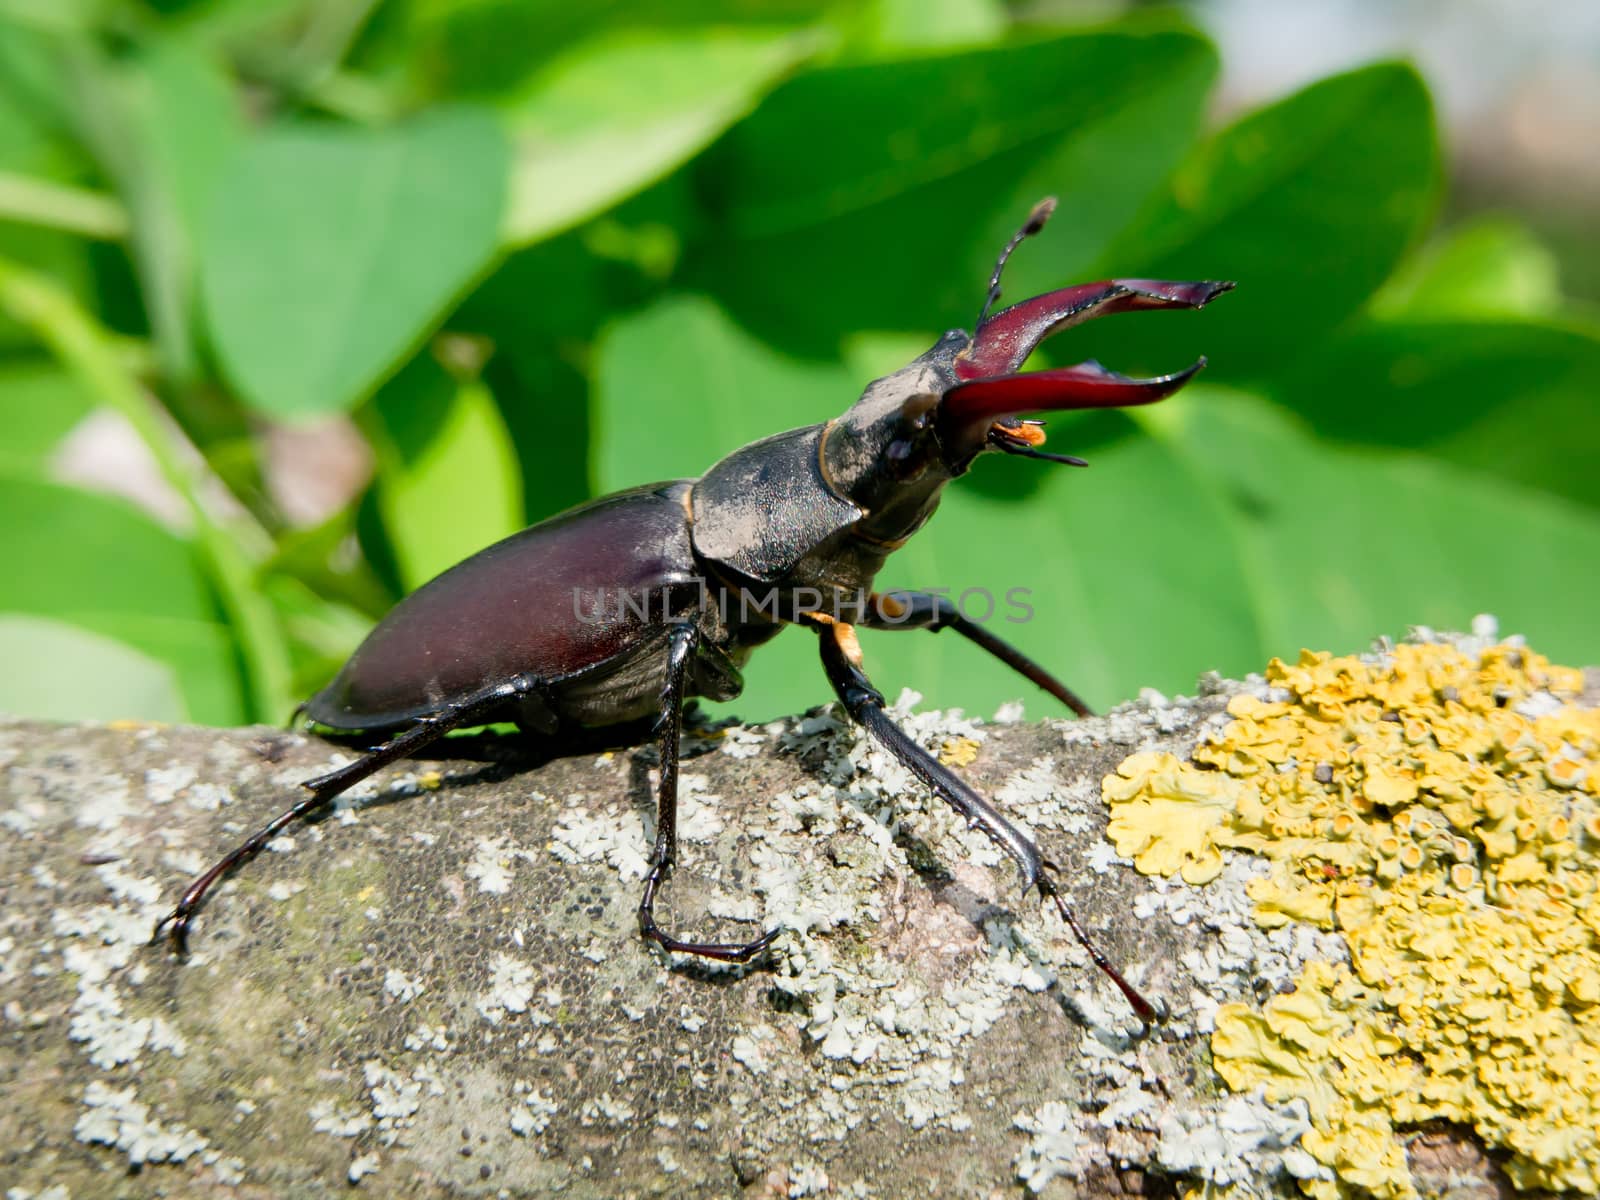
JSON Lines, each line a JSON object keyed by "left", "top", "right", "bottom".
{"left": 813, "top": 619, "right": 1157, "bottom": 1022}
{"left": 152, "top": 673, "right": 545, "bottom": 955}
{"left": 859, "top": 590, "right": 1092, "bottom": 718}
{"left": 689, "top": 636, "right": 745, "bottom": 704}
{"left": 638, "top": 622, "right": 780, "bottom": 964}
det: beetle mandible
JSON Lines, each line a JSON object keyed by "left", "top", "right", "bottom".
{"left": 155, "top": 199, "right": 1231, "bottom": 1020}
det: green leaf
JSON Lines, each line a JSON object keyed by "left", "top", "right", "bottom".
{"left": 267, "top": 505, "right": 395, "bottom": 619}
{"left": 58, "top": 611, "right": 247, "bottom": 725}
{"left": 592, "top": 293, "right": 852, "bottom": 494}
{"left": 458, "top": 221, "right": 684, "bottom": 526}
{"left": 689, "top": 27, "right": 1218, "bottom": 352}
{"left": 1370, "top": 217, "right": 1562, "bottom": 321}
{"left": 855, "top": 0, "right": 1005, "bottom": 52}
{"left": 0, "top": 224, "right": 89, "bottom": 352}
{"left": 1085, "top": 62, "right": 1440, "bottom": 380}
{"left": 202, "top": 106, "right": 509, "bottom": 418}
{"left": 0, "top": 475, "right": 216, "bottom": 622}
{"left": 366, "top": 351, "right": 524, "bottom": 591}
{"left": 861, "top": 429, "right": 1265, "bottom": 718}
{"left": 0, "top": 360, "right": 91, "bottom": 470}
{"left": 0, "top": 254, "right": 294, "bottom": 722}
{"left": 0, "top": 19, "right": 78, "bottom": 162}
{"left": 166, "top": 0, "right": 317, "bottom": 50}
{"left": 0, "top": 0, "right": 100, "bottom": 35}
{"left": 706, "top": 27, "right": 1209, "bottom": 238}
{"left": 502, "top": 26, "right": 817, "bottom": 246}
{"left": 1151, "top": 389, "right": 1600, "bottom": 670}
{"left": 263, "top": 572, "right": 375, "bottom": 701}
{"left": 0, "top": 170, "right": 127, "bottom": 239}
{"left": 1271, "top": 318, "right": 1600, "bottom": 513}
{"left": 130, "top": 43, "right": 245, "bottom": 370}
{"left": 0, "top": 26, "right": 93, "bottom": 351}
{"left": 0, "top": 614, "right": 186, "bottom": 723}
{"left": 366, "top": 0, "right": 621, "bottom": 99}
{"left": 372, "top": 0, "right": 830, "bottom": 99}
{"left": 75, "top": 37, "right": 243, "bottom": 385}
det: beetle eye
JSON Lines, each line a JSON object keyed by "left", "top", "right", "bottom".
{"left": 901, "top": 393, "right": 938, "bottom": 429}
{"left": 885, "top": 437, "right": 925, "bottom": 480}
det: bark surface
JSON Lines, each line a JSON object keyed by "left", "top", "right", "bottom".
{"left": 4, "top": 670, "right": 1594, "bottom": 1198}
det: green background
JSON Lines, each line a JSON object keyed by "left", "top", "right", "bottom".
{"left": 0, "top": 0, "right": 1594, "bottom": 726}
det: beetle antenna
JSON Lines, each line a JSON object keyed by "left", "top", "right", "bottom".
{"left": 987, "top": 434, "right": 1089, "bottom": 467}
{"left": 977, "top": 196, "right": 1057, "bottom": 329}
{"left": 987, "top": 419, "right": 1087, "bottom": 466}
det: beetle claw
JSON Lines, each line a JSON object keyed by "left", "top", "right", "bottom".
{"left": 150, "top": 909, "right": 190, "bottom": 955}
{"left": 1035, "top": 870, "right": 1159, "bottom": 1024}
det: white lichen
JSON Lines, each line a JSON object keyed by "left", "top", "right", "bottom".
{"left": 403, "top": 1023, "right": 453, "bottom": 1053}
{"left": 549, "top": 803, "right": 649, "bottom": 880}
{"left": 74, "top": 777, "right": 134, "bottom": 831}
{"left": 309, "top": 1099, "right": 371, "bottom": 1138}
{"left": 348, "top": 1151, "right": 381, "bottom": 1183}
{"left": 359, "top": 1060, "right": 424, "bottom": 1146}
{"left": 1014, "top": 1101, "right": 1084, "bottom": 1193}
{"left": 1156, "top": 1093, "right": 1318, "bottom": 1190}
{"left": 579, "top": 1093, "right": 635, "bottom": 1125}
{"left": 74, "top": 1080, "right": 208, "bottom": 1166}
{"left": 475, "top": 953, "right": 536, "bottom": 1022}
{"left": 383, "top": 968, "right": 423, "bottom": 1003}
{"left": 786, "top": 1162, "right": 831, "bottom": 1196}
{"left": 676, "top": 774, "right": 725, "bottom": 841}
{"left": 731, "top": 1033, "right": 769, "bottom": 1074}
{"left": 509, "top": 1088, "right": 558, "bottom": 1137}
{"left": 144, "top": 764, "right": 196, "bottom": 803}
{"left": 718, "top": 725, "right": 769, "bottom": 759}
{"left": 464, "top": 834, "right": 532, "bottom": 894}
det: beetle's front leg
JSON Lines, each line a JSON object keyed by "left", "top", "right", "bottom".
{"left": 859, "top": 590, "right": 1091, "bottom": 717}
{"left": 637, "top": 622, "right": 779, "bottom": 964}
{"left": 811, "top": 618, "right": 1156, "bottom": 1021}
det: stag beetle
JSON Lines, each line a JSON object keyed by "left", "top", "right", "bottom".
{"left": 156, "top": 200, "right": 1230, "bottom": 1020}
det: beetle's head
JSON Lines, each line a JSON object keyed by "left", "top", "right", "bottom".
{"left": 821, "top": 198, "right": 1232, "bottom": 543}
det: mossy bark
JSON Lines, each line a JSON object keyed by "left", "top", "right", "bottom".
{"left": 4, "top": 676, "right": 1592, "bottom": 1198}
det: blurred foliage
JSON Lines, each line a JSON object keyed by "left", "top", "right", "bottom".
{"left": 0, "top": 0, "right": 1594, "bottom": 727}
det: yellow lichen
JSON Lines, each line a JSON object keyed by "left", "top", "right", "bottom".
{"left": 1104, "top": 640, "right": 1600, "bottom": 1197}
{"left": 1104, "top": 751, "right": 1244, "bottom": 884}
{"left": 938, "top": 736, "right": 981, "bottom": 768}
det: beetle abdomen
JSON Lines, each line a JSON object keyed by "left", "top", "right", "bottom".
{"left": 305, "top": 482, "right": 704, "bottom": 732}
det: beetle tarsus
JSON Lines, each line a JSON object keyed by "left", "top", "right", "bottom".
{"left": 639, "top": 865, "right": 781, "bottom": 963}
{"left": 1035, "top": 867, "right": 1159, "bottom": 1024}
{"left": 637, "top": 623, "right": 782, "bottom": 965}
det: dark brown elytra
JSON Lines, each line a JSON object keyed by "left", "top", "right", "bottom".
{"left": 155, "top": 200, "right": 1233, "bottom": 1022}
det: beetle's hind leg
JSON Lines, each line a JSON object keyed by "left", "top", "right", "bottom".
{"left": 811, "top": 618, "right": 1157, "bottom": 1022}
{"left": 637, "top": 622, "right": 780, "bottom": 965}
{"left": 152, "top": 674, "right": 550, "bottom": 955}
